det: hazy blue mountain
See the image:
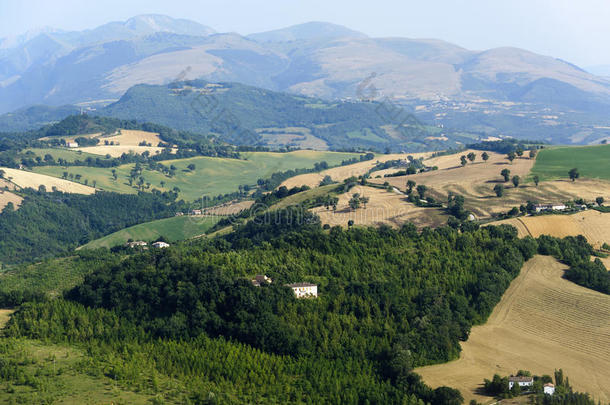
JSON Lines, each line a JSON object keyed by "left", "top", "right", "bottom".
{"left": 1, "top": 16, "right": 610, "bottom": 144}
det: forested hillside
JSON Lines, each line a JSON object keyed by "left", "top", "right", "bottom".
{"left": 0, "top": 189, "right": 185, "bottom": 264}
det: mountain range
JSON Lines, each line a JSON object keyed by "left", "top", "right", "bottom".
{"left": 1, "top": 15, "right": 609, "bottom": 144}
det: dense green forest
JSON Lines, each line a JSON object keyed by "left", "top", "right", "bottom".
{"left": 0, "top": 205, "right": 607, "bottom": 403}
{"left": 0, "top": 189, "right": 186, "bottom": 265}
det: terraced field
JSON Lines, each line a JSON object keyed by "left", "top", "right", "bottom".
{"left": 416, "top": 255, "right": 610, "bottom": 404}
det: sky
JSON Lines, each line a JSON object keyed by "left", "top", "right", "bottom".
{"left": 1, "top": 0, "right": 609, "bottom": 68}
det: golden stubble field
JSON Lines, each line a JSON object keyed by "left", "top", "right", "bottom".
{"left": 0, "top": 168, "right": 96, "bottom": 194}
{"left": 280, "top": 153, "right": 431, "bottom": 189}
{"left": 311, "top": 185, "right": 447, "bottom": 228}
{"left": 493, "top": 210, "right": 610, "bottom": 248}
{"left": 416, "top": 255, "right": 610, "bottom": 404}
{"left": 0, "top": 190, "right": 23, "bottom": 211}
{"left": 71, "top": 129, "right": 178, "bottom": 157}
{"left": 371, "top": 150, "right": 610, "bottom": 218}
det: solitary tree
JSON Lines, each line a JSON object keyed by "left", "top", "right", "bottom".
{"left": 501, "top": 169, "right": 511, "bottom": 182}
{"left": 568, "top": 168, "right": 580, "bottom": 182}
{"left": 533, "top": 175, "right": 540, "bottom": 187}
{"left": 529, "top": 149, "right": 537, "bottom": 159}
{"left": 111, "top": 169, "right": 117, "bottom": 180}
{"left": 507, "top": 151, "right": 516, "bottom": 163}
{"left": 596, "top": 196, "right": 604, "bottom": 206}
{"left": 347, "top": 220, "right": 354, "bottom": 228}
{"left": 512, "top": 175, "right": 520, "bottom": 188}
{"left": 460, "top": 155, "right": 467, "bottom": 166}
{"left": 361, "top": 196, "right": 370, "bottom": 208}
{"left": 481, "top": 152, "right": 489, "bottom": 162}
{"left": 160, "top": 181, "right": 165, "bottom": 188}
{"left": 406, "top": 180, "right": 416, "bottom": 194}
{"left": 467, "top": 152, "right": 476, "bottom": 163}
{"left": 187, "top": 164, "right": 196, "bottom": 171}
{"left": 416, "top": 184, "right": 427, "bottom": 199}
{"left": 493, "top": 184, "right": 504, "bottom": 197}
{"left": 516, "top": 148, "right": 524, "bottom": 157}
{"left": 0, "top": 169, "right": 4, "bottom": 179}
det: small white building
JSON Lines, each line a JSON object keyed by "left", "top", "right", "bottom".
{"left": 152, "top": 241, "right": 170, "bottom": 248}
{"left": 534, "top": 204, "right": 567, "bottom": 213}
{"left": 251, "top": 275, "right": 272, "bottom": 287}
{"left": 543, "top": 383, "right": 555, "bottom": 395}
{"left": 67, "top": 142, "right": 79, "bottom": 148}
{"left": 508, "top": 376, "right": 534, "bottom": 389}
{"left": 286, "top": 282, "right": 318, "bottom": 298}
{"left": 191, "top": 209, "right": 202, "bottom": 215}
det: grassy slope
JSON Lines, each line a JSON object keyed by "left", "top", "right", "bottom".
{"left": 33, "top": 150, "right": 361, "bottom": 201}
{"left": 531, "top": 144, "right": 610, "bottom": 181}
{"left": 81, "top": 215, "right": 221, "bottom": 249}
{"left": 24, "top": 148, "right": 102, "bottom": 163}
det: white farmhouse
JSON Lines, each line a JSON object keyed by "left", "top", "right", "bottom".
{"left": 543, "top": 383, "right": 555, "bottom": 395}
{"left": 286, "top": 282, "right": 318, "bottom": 298}
{"left": 152, "top": 241, "right": 170, "bottom": 248}
{"left": 67, "top": 142, "right": 79, "bottom": 148}
{"left": 534, "top": 204, "right": 567, "bottom": 213}
{"left": 508, "top": 376, "right": 533, "bottom": 389}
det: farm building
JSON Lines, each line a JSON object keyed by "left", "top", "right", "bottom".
{"left": 190, "top": 209, "right": 202, "bottom": 215}
{"left": 286, "top": 282, "right": 318, "bottom": 298}
{"left": 251, "top": 275, "right": 272, "bottom": 287}
{"left": 508, "top": 376, "right": 534, "bottom": 389}
{"left": 534, "top": 204, "right": 567, "bottom": 213}
{"left": 543, "top": 383, "right": 555, "bottom": 395}
{"left": 67, "top": 142, "right": 79, "bottom": 148}
{"left": 152, "top": 241, "right": 170, "bottom": 248}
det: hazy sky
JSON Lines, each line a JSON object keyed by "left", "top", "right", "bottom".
{"left": 1, "top": 0, "right": 609, "bottom": 67}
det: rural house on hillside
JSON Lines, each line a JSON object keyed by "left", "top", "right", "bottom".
{"left": 251, "top": 275, "right": 272, "bottom": 287}
{"left": 286, "top": 282, "right": 318, "bottom": 298}
{"left": 508, "top": 376, "right": 534, "bottom": 389}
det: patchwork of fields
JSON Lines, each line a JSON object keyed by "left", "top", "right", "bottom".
{"left": 33, "top": 150, "right": 361, "bottom": 200}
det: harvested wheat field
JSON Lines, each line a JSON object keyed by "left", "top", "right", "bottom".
{"left": 281, "top": 153, "right": 430, "bottom": 189}
{"left": 203, "top": 200, "right": 254, "bottom": 216}
{"left": 312, "top": 185, "right": 446, "bottom": 228}
{"left": 0, "top": 190, "right": 23, "bottom": 210}
{"left": 0, "top": 168, "right": 96, "bottom": 194}
{"left": 102, "top": 129, "right": 163, "bottom": 146}
{"left": 416, "top": 255, "right": 610, "bottom": 404}
{"left": 493, "top": 210, "right": 610, "bottom": 249}
{"left": 75, "top": 145, "right": 173, "bottom": 157}
{"left": 371, "top": 150, "right": 610, "bottom": 218}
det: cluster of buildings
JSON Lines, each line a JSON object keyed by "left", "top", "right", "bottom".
{"left": 125, "top": 241, "right": 170, "bottom": 249}
{"left": 251, "top": 274, "right": 318, "bottom": 298}
{"left": 508, "top": 376, "right": 555, "bottom": 395}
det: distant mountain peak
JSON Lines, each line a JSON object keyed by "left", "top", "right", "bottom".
{"left": 248, "top": 21, "right": 367, "bottom": 42}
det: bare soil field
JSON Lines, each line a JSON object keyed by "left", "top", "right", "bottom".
{"left": 0, "top": 190, "right": 23, "bottom": 211}
{"left": 281, "top": 153, "right": 430, "bottom": 189}
{"left": 370, "top": 151, "right": 610, "bottom": 218}
{"left": 493, "top": 210, "right": 610, "bottom": 249}
{"left": 416, "top": 255, "right": 610, "bottom": 404}
{"left": 0, "top": 168, "right": 96, "bottom": 194}
{"left": 312, "top": 185, "right": 446, "bottom": 228}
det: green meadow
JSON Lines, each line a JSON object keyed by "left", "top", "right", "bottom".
{"left": 33, "top": 150, "right": 361, "bottom": 200}
{"left": 531, "top": 144, "right": 610, "bottom": 181}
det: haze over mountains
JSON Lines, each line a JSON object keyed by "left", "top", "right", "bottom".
{"left": 1, "top": 14, "right": 609, "bottom": 144}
